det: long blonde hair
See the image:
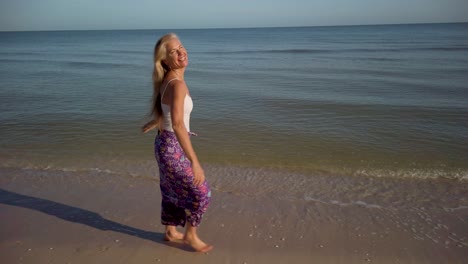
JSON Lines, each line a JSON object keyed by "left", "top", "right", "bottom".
{"left": 148, "top": 33, "right": 178, "bottom": 130}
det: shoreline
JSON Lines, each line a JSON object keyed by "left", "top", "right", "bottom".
{"left": 1, "top": 168, "right": 467, "bottom": 263}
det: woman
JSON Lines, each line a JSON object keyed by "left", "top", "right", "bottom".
{"left": 142, "top": 33, "right": 213, "bottom": 253}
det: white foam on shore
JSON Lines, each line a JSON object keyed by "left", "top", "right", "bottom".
{"left": 1, "top": 159, "right": 466, "bottom": 213}
{"left": 305, "top": 198, "right": 384, "bottom": 209}
{"left": 354, "top": 168, "right": 468, "bottom": 181}
{"left": 443, "top": 205, "right": 468, "bottom": 212}
{"left": 2, "top": 157, "right": 467, "bottom": 182}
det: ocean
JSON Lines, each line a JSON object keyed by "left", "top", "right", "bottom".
{"left": 2, "top": 23, "right": 468, "bottom": 260}
{"left": 0, "top": 23, "right": 467, "bottom": 185}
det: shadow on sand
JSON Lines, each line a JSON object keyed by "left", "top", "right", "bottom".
{"left": 0, "top": 188, "right": 188, "bottom": 250}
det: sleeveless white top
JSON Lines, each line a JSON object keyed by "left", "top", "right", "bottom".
{"left": 160, "top": 78, "right": 193, "bottom": 132}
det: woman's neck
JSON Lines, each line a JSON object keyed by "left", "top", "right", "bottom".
{"left": 168, "top": 69, "right": 185, "bottom": 80}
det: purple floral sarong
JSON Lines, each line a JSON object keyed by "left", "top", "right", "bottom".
{"left": 154, "top": 130, "right": 211, "bottom": 227}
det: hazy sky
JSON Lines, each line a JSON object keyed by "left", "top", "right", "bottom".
{"left": 0, "top": 0, "right": 466, "bottom": 31}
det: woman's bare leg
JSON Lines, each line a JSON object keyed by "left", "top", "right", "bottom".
{"left": 164, "top": 225, "right": 184, "bottom": 241}
{"left": 184, "top": 225, "right": 213, "bottom": 252}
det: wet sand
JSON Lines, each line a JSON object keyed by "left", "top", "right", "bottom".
{"left": 1, "top": 167, "right": 467, "bottom": 264}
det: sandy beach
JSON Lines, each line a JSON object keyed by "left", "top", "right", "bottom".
{"left": 1, "top": 167, "right": 466, "bottom": 264}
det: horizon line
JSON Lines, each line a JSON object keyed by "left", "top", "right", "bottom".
{"left": 1, "top": 21, "right": 467, "bottom": 33}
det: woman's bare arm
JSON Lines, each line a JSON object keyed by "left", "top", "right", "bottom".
{"left": 170, "top": 80, "right": 205, "bottom": 186}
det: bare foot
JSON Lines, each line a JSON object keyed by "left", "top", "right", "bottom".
{"left": 184, "top": 235, "right": 214, "bottom": 253}
{"left": 164, "top": 230, "right": 184, "bottom": 242}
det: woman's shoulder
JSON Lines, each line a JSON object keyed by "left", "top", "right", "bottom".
{"left": 162, "top": 78, "right": 184, "bottom": 92}
{"left": 161, "top": 78, "right": 187, "bottom": 101}
{"left": 168, "top": 79, "right": 188, "bottom": 93}
{"left": 162, "top": 77, "right": 180, "bottom": 86}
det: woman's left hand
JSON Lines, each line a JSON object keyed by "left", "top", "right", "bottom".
{"left": 192, "top": 162, "right": 206, "bottom": 187}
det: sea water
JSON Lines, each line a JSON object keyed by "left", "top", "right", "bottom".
{"left": 0, "top": 23, "right": 467, "bottom": 182}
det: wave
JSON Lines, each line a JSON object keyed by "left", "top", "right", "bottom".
{"left": 201, "top": 49, "right": 332, "bottom": 55}
{"left": 201, "top": 46, "right": 468, "bottom": 55}
{"left": 1, "top": 164, "right": 466, "bottom": 214}
{"left": 304, "top": 197, "right": 383, "bottom": 209}
{"left": 104, "top": 50, "right": 149, "bottom": 55}
{"left": 0, "top": 51, "right": 40, "bottom": 56}
{"left": 0, "top": 58, "right": 139, "bottom": 69}
{"left": 1, "top": 158, "right": 467, "bottom": 182}
{"left": 64, "top": 61, "right": 133, "bottom": 69}
{"left": 0, "top": 58, "right": 46, "bottom": 63}
{"left": 220, "top": 49, "right": 338, "bottom": 55}
{"left": 353, "top": 168, "right": 468, "bottom": 181}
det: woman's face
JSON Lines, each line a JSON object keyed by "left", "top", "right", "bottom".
{"left": 164, "top": 38, "right": 188, "bottom": 70}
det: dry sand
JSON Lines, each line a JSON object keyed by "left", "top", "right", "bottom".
{"left": 1, "top": 167, "right": 467, "bottom": 264}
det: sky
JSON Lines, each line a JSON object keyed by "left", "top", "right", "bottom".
{"left": 0, "top": 0, "right": 467, "bottom": 31}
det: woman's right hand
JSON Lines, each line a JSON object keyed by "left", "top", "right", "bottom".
{"left": 142, "top": 120, "right": 158, "bottom": 133}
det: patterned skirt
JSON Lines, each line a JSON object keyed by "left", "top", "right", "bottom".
{"left": 154, "top": 130, "right": 211, "bottom": 227}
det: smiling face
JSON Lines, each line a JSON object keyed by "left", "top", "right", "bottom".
{"left": 163, "top": 37, "right": 188, "bottom": 70}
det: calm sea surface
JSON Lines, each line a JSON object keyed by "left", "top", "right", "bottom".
{"left": 1, "top": 23, "right": 467, "bottom": 180}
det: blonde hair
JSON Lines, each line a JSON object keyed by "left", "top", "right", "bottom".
{"left": 148, "top": 33, "right": 178, "bottom": 130}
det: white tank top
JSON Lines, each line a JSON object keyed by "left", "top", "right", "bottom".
{"left": 160, "top": 78, "right": 193, "bottom": 132}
